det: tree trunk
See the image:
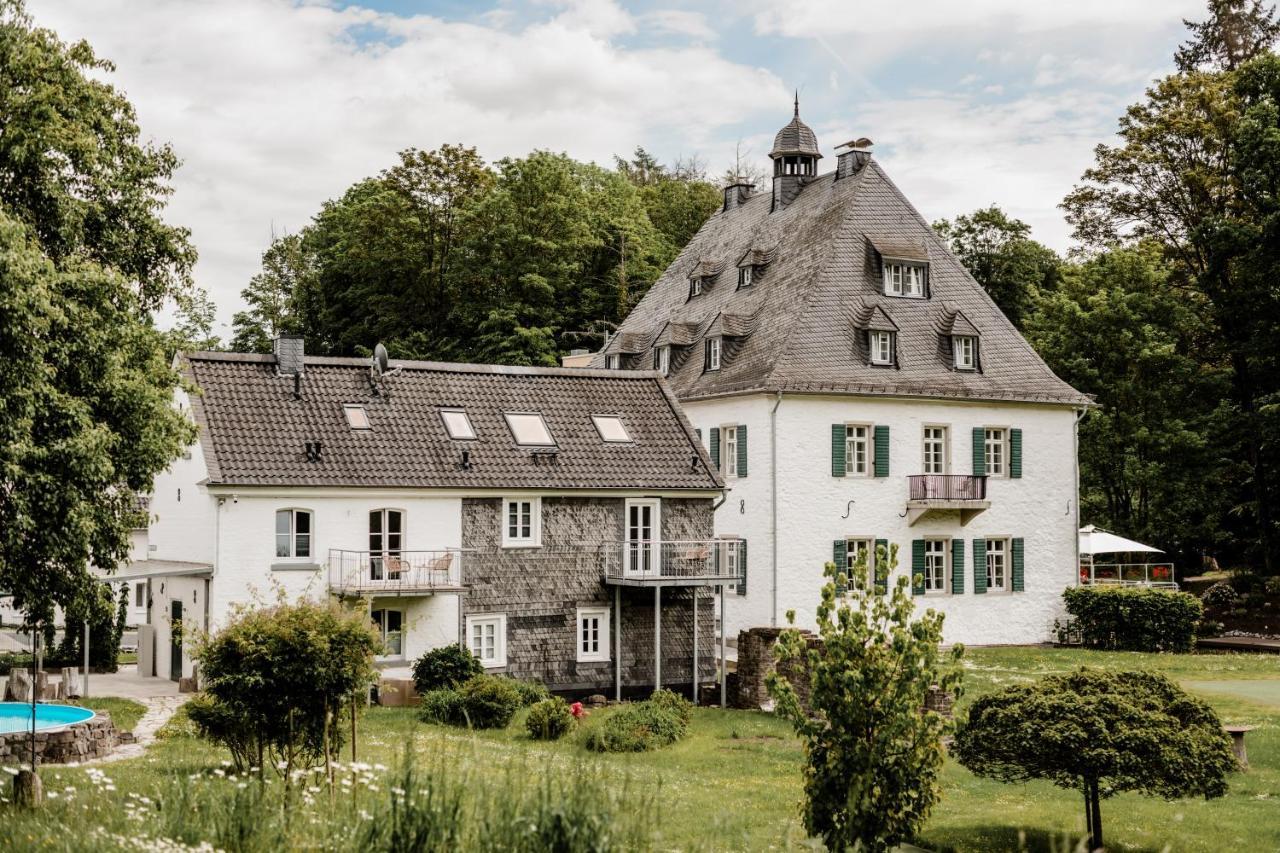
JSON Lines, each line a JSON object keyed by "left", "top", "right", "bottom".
{"left": 1090, "top": 778, "right": 1103, "bottom": 851}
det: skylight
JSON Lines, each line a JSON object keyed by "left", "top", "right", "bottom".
{"left": 343, "top": 404, "right": 370, "bottom": 430}
{"left": 592, "top": 415, "right": 631, "bottom": 443}
{"left": 504, "top": 412, "right": 555, "bottom": 446}
{"left": 440, "top": 409, "right": 475, "bottom": 440}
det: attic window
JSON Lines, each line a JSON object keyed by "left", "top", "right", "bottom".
{"left": 870, "top": 331, "right": 895, "bottom": 366}
{"left": 504, "top": 412, "right": 555, "bottom": 446}
{"left": 592, "top": 415, "right": 632, "bottom": 443}
{"left": 704, "top": 337, "right": 722, "bottom": 372}
{"left": 953, "top": 336, "right": 977, "bottom": 371}
{"left": 690, "top": 277, "right": 704, "bottom": 297}
{"left": 343, "top": 404, "right": 371, "bottom": 430}
{"left": 738, "top": 266, "right": 753, "bottom": 288}
{"left": 440, "top": 409, "right": 476, "bottom": 440}
{"left": 605, "top": 353, "right": 620, "bottom": 370}
{"left": 883, "top": 263, "right": 926, "bottom": 298}
{"left": 653, "top": 345, "right": 670, "bottom": 376}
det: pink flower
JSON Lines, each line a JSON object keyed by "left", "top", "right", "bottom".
{"left": 570, "top": 702, "right": 587, "bottom": 719}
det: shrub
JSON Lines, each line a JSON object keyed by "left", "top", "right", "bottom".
{"left": 419, "top": 687, "right": 464, "bottom": 726}
{"left": 1062, "top": 586, "right": 1202, "bottom": 652}
{"left": 1201, "top": 581, "right": 1238, "bottom": 610}
{"left": 1265, "top": 576, "right": 1280, "bottom": 596}
{"left": 525, "top": 698, "right": 574, "bottom": 740}
{"left": 512, "top": 679, "right": 551, "bottom": 707}
{"left": 584, "top": 692, "right": 691, "bottom": 753}
{"left": 458, "top": 675, "right": 522, "bottom": 729}
{"left": 412, "top": 643, "right": 483, "bottom": 693}
{"left": 646, "top": 688, "right": 692, "bottom": 725}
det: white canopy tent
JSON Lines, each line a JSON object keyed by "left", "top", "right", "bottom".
{"left": 1078, "top": 525, "right": 1175, "bottom": 588}
{"left": 1078, "top": 525, "right": 1163, "bottom": 556}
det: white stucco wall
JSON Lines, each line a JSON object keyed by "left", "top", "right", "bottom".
{"left": 146, "top": 388, "right": 216, "bottom": 566}
{"left": 685, "top": 392, "right": 1080, "bottom": 646}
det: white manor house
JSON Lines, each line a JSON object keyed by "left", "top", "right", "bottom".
{"left": 595, "top": 102, "right": 1092, "bottom": 645}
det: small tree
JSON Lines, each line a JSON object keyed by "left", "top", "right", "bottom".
{"left": 954, "top": 668, "right": 1236, "bottom": 851}
{"left": 766, "top": 545, "right": 964, "bottom": 853}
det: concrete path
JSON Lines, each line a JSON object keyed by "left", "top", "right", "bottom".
{"left": 83, "top": 669, "right": 181, "bottom": 700}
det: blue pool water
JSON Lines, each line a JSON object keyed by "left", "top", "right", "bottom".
{"left": 0, "top": 702, "right": 95, "bottom": 734}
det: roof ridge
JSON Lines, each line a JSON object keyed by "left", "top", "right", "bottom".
{"left": 183, "top": 350, "right": 666, "bottom": 381}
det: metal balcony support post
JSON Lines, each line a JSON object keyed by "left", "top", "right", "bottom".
{"left": 692, "top": 589, "right": 698, "bottom": 703}
{"left": 614, "top": 584, "right": 622, "bottom": 702}
{"left": 720, "top": 583, "right": 727, "bottom": 708}
{"left": 654, "top": 586, "right": 662, "bottom": 691}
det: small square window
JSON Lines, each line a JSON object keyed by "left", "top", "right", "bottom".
{"left": 504, "top": 413, "right": 555, "bottom": 446}
{"left": 869, "top": 331, "right": 893, "bottom": 365}
{"left": 592, "top": 415, "right": 631, "bottom": 443}
{"left": 466, "top": 614, "right": 507, "bottom": 667}
{"left": 502, "top": 497, "right": 541, "bottom": 547}
{"left": 344, "top": 405, "right": 370, "bottom": 430}
{"left": 275, "top": 509, "right": 312, "bottom": 559}
{"left": 954, "top": 336, "right": 976, "bottom": 370}
{"left": 440, "top": 409, "right": 475, "bottom": 440}
{"left": 576, "top": 607, "right": 610, "bottom": 662}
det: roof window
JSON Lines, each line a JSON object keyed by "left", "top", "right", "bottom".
{"left": 504, "top": 412, "right": 555, "bottom": 446}
{"left": 953, "top": 336, "right": 977, "bottom": 371}
{"left": 883, "top": 262, "right": 926, "bottom": 298}
{"left": 592, "top": 415, "right": 632, "bottom": 443}
{"left": 343, "top": 404, "right": 371, "bottom": 430}
{"left": 869, "top": 331, "right": 895, "bottom": 366}
{"left": 440, "top": 409, "right": 476, "bottom": 440}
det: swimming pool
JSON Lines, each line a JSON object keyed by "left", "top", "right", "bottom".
{"left": 0, "top": 702, "right": 96, "bottom": 734}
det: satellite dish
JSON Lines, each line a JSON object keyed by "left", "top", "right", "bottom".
{"left": 373, "top": 343, "right": 389, "bottom": 375}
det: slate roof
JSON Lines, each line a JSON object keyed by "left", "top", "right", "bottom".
{"left": 595, "top": 157, "right": 1090, "bottom": 407}
{"left": 771, "top": 100, "right": 822, "bottom": 159}
{"left": 180, "top": 353, "right": 722, "bottom": 491}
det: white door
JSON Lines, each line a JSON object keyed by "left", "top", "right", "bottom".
{"left": 625, "top": 500, "right": 660, "bottom": 577}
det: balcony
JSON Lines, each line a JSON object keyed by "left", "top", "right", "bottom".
{"left": 601, "top": 540, "right": 745, "bottom": 587}
{"left": 1080, "top": 561, "right": 1178, "bottom": 589}
{"left": 328, "top": 549, "right": 465, "bottom": 596}
{"left": 905, "top": 474, "right": 990, "bottom": 526}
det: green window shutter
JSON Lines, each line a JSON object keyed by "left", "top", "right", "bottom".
{"left": 737, "top": 425, "right": 748, "bottom": 477}
{"left": 1011, "top": 537, "right": 1025, "bottom": 591}
{"left": 874, "top": 538, "right": 889, "bottom": 595}
{"left": 709, "top": 427, "right": 720, "bottom": 469}
{"left": 911, "top": 539, "right": 926, "bottom": 596}
{"left": 736, "top": 539, "right": 747, "bottom": 596}
{"left": 1010, "top": 428, "right": 1023, "bottom": 478}
{"left": 973, "top": 538, "right": 987, "bottom": 595}
{"left": 832, "top": 539, "right": 848, "bottom": 594}
{"left": 831, "top": 424, "right": 846, "bottom": 477}
{"left": 874, "top": 425, "right": 890, "bottom": 478}
{"left": 972, "top": 427, "right": 986, "bottom": 475}
{"left": 951, "top": 538, "right": 965, "bottom": 595}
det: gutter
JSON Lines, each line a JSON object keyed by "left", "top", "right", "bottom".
{"left": 771, "top": 391, "right": 783, "bottom": 627}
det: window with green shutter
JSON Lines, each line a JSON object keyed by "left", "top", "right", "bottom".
{"left": 972, "top": 538, "right": 987, "bottom": 594}
{"left": 832, "top": 539, "right": 848, "bottom": 594}
{"left": 875, "top": 538, "right": 889, "bottom": 595}
{"left": 911, "top": 539, "right": 926, "bottom": 595}
{"left": 736, "top": 539, "right": 747, "bottom": 596}
{"left": 709, "top": 427, "right": 720, "bottom": 469}
{"left": 831, "top": 424, "right": 846, "bottom": 477}
{"left": 972, "top": 427, "right": 985, "bottom": 475}
{"left": 736, "top": 425, "right": 748, "bottom": 477}
{"left": 874, "top": 425, "right": 890, "bottom": 477}
{"left": 1010, "top": 428, "right": 1022, "bottom": 478}
{"left": 951, "top": 538, "right": 965, "bottom": 594}
{"left": 1011, "top": 537, "right": 1025, "bottom": 591}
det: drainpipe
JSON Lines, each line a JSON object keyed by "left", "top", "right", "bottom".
{"left": 770, "top": 391, "right": 783, "bottom": 627}
{"left": 1073, "top": 407, "right": 1086, "bottom": 587}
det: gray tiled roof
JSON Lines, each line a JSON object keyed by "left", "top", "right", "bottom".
{"left": 596, "top": 159, "right": 1090, "bottom": 407}
{"left": 771, "top": 110, "right": 822, "bottom": 159}
{"left": 181, "top": 353, "right": 723, "bottom": 491}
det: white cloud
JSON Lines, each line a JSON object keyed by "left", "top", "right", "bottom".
{"left": 643, "top": 9, "right": 717, "bottom": 41}
{"left": 1033, "top": 53, "right": 1158, "bottom": 88}
{"left": 27, "top": 0, "right": 786, "bottom": 334}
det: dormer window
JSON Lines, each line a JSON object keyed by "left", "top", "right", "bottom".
{"left": 953, "top": 336, "right": 977, "bottom": 370}
{"left": 738, "top": 266, "right": 753, "bottom": 288}
{"left": 704, "top": 337, "right": 722, "bottom": 372}
{"left": 653, "top": 345, "right": 670, "bottom": 376}
{"left": 690, "top": 278, "right": 704, "bottom": 297}
{"left": 605, "top": 353, "right": 620, "bottom": 370}
{"left": 869, "top": 331, "right": 894, "bottom": 366}
{"left": 884, "top": 263, "right": 926, "bottom": 298}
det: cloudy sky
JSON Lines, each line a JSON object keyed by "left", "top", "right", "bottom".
{"left": 29, "top": 0, "right": 1204, "bottom": 335}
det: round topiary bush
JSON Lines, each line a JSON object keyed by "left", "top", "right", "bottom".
{"left": 584, "top": 691, "right": 691, "bottom": 753}
{"left": 525, "top": 698, "right": 574, "bottom": 740}
{"left": 419, "top": 687, "right": 464, "bottom": 725}
{"left": 1201, "top": 582, "right": 1238, "bottom": 610}
{"left": 458, "top": 675, "right": 522, "bottom": 729}
{"left": 646, "top": 688, "right": 693, "bottom": 725}
{"left": 512, "top": 679, "right": 551, "bottom": 707}
{"left": 412, "top": 644, "right": 483, "bottom": 693}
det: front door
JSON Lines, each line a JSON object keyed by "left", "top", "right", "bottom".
{"left": 625, "top": 500, "right": 660, "bottom": 577}
{"left": 169, "top": 600, "right": 183, "bottom": 681}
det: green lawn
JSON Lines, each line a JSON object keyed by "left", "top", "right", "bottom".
{"left": 72, "top": 697, "right": 146, "bottom": 733}
{"left": 0, "top": 647, "right": 1275, "bottom": 851}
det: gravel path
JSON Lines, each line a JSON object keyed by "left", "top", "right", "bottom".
{"left": 89, "top": 694, "right": 190, "bottom": 764}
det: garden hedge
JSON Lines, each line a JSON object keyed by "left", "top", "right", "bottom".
{"left": 1062, "top": 586, "right": 1203, "bottom": 652}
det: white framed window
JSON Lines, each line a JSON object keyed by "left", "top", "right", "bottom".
{"left": 738, "top": 266, "right": 753, "bottom": 288}
{"left": 954, "top": 336, "right": 976, "bottom": 370}
{"left": 624, "top": 498, "right": 661, "bottom": 576}
{"left": 504, "top": 412, "right": 555, "bottom": 446}
{"left": 466, "top": 614, "right": 506, "bottom": 668}
{"left": 371, "top": 608, "right": 404, "bottom": 658}
{"left": 846, "top": 537, "right": 873, "bottom": 583}
{"left": 986, "top": 538, "right": 1009, "bottom": 592}
{"left": 924, "top": 538, "right": 947, "bottom": 593}
{"left": 923, "top": 426, "right": 948, "bottom": 475}
{"left": 845, "top": 425, "right": 870, "bottom": 476}
{"left": 605, "top": 353, "right": 620, "bottom": 370}
{"left": 440, "top": 409, "right": 476, "bottom": 440}
{"left": 706, "top": 337, "right": 722, "bottom": 371}
{"left": 690, "top": 277, "right": 703, "bottom": 297}
{"left": 343, "top": 404, "right": 371, "bottom": 430}
{"left": 369, "top": 508, "right": 404, "bottom": 579}
{"left": 275, "top": 509, "right": 312, "bottom": 558}
{"left": 501, "top": 497, "right": 541, "bottom": 547}
{"left": 723, "top": 425, "right": 738, "bottom": 478}
{"left": 653, "top": 345, "right": 670, "bottom": 376}
{"left": 883, "top": 262, "right": 925, "bottom": 297}
{"left": 984, "top": 428, "right": 1007, "bottom": 477}
{"left": 869, "top": 331, "right": 893, "bottom": 365}
{"left": 592, "top": 415, "right": 631, "bottom": 443}
{"left": 576, "top": 607, "right": 610, "bottom": 662}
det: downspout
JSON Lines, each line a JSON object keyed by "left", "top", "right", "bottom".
{"left": 1073, "top": 407, "right": 1086, "bottom": 586}
{"left": 770, "top": 391, "right": 783, "bottom": 627}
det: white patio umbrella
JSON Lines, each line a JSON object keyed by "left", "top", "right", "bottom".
{"left": 1078, "top": 525, "right": 1163, "bottom": 556}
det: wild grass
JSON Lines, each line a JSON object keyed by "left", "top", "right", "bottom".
{"left": 73, "top": 697, "right": 146, "bottom": 733}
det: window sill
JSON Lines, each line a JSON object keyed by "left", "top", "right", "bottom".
{"left": 271, "top": 562, "right": 321, "bottom": 572}
{"left": 478, "top": 659, "right": 507, "bottom": 669}
{"left": 577, "top": 656, "right": 611, "bottom": 664}
{"left": 500, "top": 542, "right": 542, "bottom": 550}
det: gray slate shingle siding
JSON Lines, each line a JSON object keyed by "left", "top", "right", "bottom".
{"left": 461, "top": 497, "right": 717, "bottom": 692}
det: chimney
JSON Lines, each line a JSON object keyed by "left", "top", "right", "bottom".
{"left": 835, "top": 138, "right": 873, "bottom": 181}
{"left": 274, "top": 334, "right": 305, "bottom": 377}
{"left": 771, "top": 174, "right": 804, "bottom": 211}
{"left": 722, "top": 180, "right": 755, "bottom": 213}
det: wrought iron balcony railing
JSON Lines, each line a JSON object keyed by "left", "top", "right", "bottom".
{"left": 328, "top": 549, "right": 465, "bottom": 595}
{"left": 908, "top": 474, "right": 988, "bottom": 502}
{"left": 600, "top": 539, "right": 745, "bottom": 585}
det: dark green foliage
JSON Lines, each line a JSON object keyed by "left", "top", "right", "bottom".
{"left": 411, "top": 643, "right": 482, "bottom": 693}
{"left": 54, "top": 582, "right": 127, "bottom": 671}
{"left": 511, "top": 679, "right": 551, "bottom": 707}
{"left": 1202, "top": 581, "right": 1240, "bottom": 609}
{"left": 954, "top": 668, "right": 1236, "bottom": 850}
{"left": 1062, "top": 586, "right": 1203, "bottom": 652}
{"left": 419, "top": 687, "right": 464, "bottom": 726}
{"left": 525, "top": 698, "right": 573, "bottom": 740}
{"left": 456, "top": 675, "right": 522, "bottom": 729}
{"left": 584, "top": 691, "right": 692, "bottom": 753}
{"left": 645, "top": 688, "right": 692, "bottom": 726}
{"left": 766, "top": 544, "right": 963, "bottom": 853}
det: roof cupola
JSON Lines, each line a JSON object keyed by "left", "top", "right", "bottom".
{"left": 770, "top": 93, "right": 822, "bottom": 211}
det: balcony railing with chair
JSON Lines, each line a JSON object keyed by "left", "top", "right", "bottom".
{"left": 328, "top": 548, "right": 465, "bottom": 596}
{"left": 905, "top": 474, "right": 990, "bottom": 526}
{"left": 600, "top": 539, "right": 745, "bottom": 586}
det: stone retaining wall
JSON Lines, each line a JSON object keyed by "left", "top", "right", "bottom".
{"left": 0, "top": 715, "right": 122, "bottom": 765}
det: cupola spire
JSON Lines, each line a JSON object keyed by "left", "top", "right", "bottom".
{"left": 769, "top": 94, "right": 822, "bottom": 212}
